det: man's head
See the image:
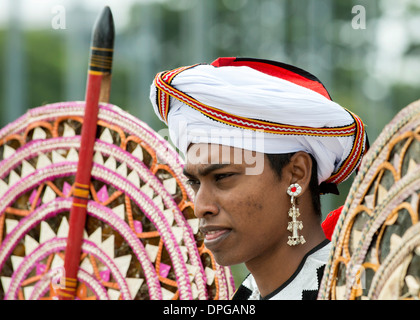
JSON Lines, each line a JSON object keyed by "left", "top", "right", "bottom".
{"left": 149, "top": 56, "right": 368, "bottom": 265}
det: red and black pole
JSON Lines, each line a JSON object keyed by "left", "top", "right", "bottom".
{"left": 59, "top": 6, "right": 114, "bottom": 300}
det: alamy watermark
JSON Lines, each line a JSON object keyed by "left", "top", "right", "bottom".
{"left": 51, "top": 5, "right": 66, "bottom": 30}
{"left": 352, "top": 5, "right": 366, "bottom": 30}
{"left": 157, "top": 125, "right": 266, "bottom": 176}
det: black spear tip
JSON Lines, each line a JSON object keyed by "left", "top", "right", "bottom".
{"left": 89, "top": 6, "right": 115, "bottom": 73}
{"left": 92, "top": 6, "right": 115, "bottom": 49}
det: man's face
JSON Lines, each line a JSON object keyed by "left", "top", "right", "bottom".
{"left": 183, "top": 143, "right": 290, "bottom": 266}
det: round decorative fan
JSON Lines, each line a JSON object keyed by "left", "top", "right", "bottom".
{"left": 319, "top": 100, "right": 420, "bottom": 300}
{"left": 0, "top": 101, "right": 235, "bottom": 300}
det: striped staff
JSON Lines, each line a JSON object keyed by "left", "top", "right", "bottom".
{"left": 59, "top": 6, "right": 115, "bottom": 300}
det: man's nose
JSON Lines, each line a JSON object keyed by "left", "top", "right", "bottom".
{"left": 193, "top": 184, "right": 219, "bottom": 219}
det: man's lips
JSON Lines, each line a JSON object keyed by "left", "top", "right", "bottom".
{"left": 200, "top": 226, "right": 232, "bottom": 245}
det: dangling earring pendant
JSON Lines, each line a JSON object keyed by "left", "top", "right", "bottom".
{"left": 287, "top": 183, "right": 306, "bottom": 246}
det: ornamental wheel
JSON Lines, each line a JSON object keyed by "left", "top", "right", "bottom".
{"left": 0, "top": 101, "right": 235, "bottom": 300}
{"left": 319, "top": 100, "right": 420, "bottom": 300}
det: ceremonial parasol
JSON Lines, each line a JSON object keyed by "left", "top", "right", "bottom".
{"left": 0, "top": 6, "right": 235, "bottom": 300}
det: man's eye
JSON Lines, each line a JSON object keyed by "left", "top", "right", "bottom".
{"left": 186, "top": 179, "right": 200, "bottom": 186}
{"left": 215, "top": 173, "right": 234, "bottom": 181}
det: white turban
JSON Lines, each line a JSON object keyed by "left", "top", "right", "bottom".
{"left": 150, "top": 57, "right": 367, "bottom": 192}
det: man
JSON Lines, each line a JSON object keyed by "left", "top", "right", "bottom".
{"left": 149, "top": 57, "right": 368, "bottom": 300}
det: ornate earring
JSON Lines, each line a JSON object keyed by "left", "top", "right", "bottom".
{"left": 286, "top": 183, "right": 306, "bottom": 246}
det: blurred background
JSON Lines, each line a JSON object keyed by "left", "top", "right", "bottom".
{"left": 1, "top": 0, "right": 419, "bottom": 287}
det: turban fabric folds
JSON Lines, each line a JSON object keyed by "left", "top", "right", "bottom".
{"left": 150, "top": 57, "right": 368, "bottom": 193}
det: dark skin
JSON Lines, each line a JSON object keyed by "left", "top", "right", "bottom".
{"left": 183, "top": 143, "right": 326, "bottom": 298}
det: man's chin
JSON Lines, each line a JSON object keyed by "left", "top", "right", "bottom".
{"left": 211, "top": 252, "right": 241, "bottom": 267}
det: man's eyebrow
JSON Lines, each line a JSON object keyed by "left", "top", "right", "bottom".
{"left": 183, "top": 163, "right": 231, "bottom": 178}
{"left": 183, "top": 167, "right": 194, "bottom": 178}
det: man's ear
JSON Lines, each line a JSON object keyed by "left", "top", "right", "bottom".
{"left": 288, "top": 151, "right": 313, "bottom": 192}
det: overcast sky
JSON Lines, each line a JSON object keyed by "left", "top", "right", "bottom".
{"left": 0, "top": 0, "right": 157, "bottom": 29}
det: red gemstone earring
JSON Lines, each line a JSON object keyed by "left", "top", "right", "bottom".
{"left": 286, "top": 183, "right": 305, "bottom": 246}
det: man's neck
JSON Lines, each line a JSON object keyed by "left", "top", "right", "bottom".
{"left": 245, "top": 224, "right": 326, "bottom": 298}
